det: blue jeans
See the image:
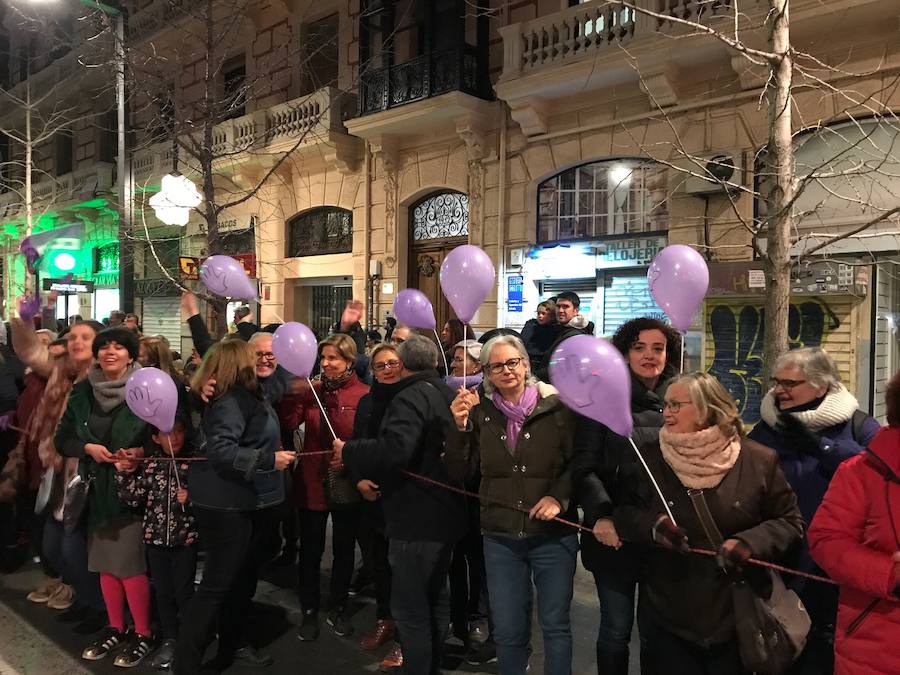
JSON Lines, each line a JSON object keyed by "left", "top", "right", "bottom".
{"left": 593, "top": 571, "right": 636, "bottom": 654}
{"left": 483, "top": 534, "right": 578, "bottom": 675}
{"left": 42, "top": 518, "right": 104, "bottom": 611}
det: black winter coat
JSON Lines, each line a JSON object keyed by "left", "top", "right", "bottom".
{"left": 342, "top": 371, "right": 466, "bottom": 543}
{"left": 571, "top": 370, "right": 674, "bottom": 576}
{"left": 614, "top": 437, "right": 804, "bottom": 647}
{"left": 188, "top": 385, "right": 283, "bottom": 512}
{"left": 519, "top": 319, "right": 559, "bottom": 367}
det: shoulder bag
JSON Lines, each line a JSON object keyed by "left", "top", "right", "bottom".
{"left": 62, "top": 465, "right": 94, "bottom": 534}
{"left": 687, "top": 488, "right": 810, "bottom": 675}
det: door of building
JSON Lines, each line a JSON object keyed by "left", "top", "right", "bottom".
{"left": 310, "top": 284, "right": 352, "bottom": 341}
{"left": 408, "top": 192, "right": 470, "bottom": 335}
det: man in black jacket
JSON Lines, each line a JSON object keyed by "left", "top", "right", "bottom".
{"left": 333, "top": 335, "right": 466, "bottom": 675}
{"left": 535, "top": 290, "right": 595, "bottom": 382}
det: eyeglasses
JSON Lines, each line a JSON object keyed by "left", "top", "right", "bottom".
{"left": 487, "top": 358, "right": 524, "bottom": 375}
{"left": 255, "top": 351, "right": 276, "bottom": 362}
{"left": 663, "top": 399, "right": 693, "bottom": 412}
{"left": 770, "top": 378, "right": 807, "bottom": 390}
{"left": 373, "top": 359, "right": 401, "bottom": 372}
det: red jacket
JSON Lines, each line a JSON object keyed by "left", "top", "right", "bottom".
{"left": 278, "top": 373, "right": 369, "bottom": 511}
{"left": 808, "top": 427, "right": 900, "bottom": 675}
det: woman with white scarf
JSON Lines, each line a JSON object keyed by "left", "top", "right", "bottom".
{"left": 614, "top": 372, "right": 803, "bottom": 675}
{"left": 748, "top": 347, "right": 880, "bottom": 675}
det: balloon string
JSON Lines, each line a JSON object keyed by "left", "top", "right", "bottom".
{"left": 680, "top": 332, "right": 686, "bottom": 374}
{"left": 164, "top": 436, "right": 185, "bottom": 513}
{"left": 627, "top": 437, "right": 677, "bottom": 526}
{"left": 434, "top": 329, "right": 450, "bottom": 378}
{"left": 307, "top": 377, "right": 338, "bottom": 441}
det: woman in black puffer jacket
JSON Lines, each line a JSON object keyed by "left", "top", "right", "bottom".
{"left": 175, "top": 339, "right": 296, "bottom": 673}
{"left": 570, "top": 317, "right": 681, "bottom": 675}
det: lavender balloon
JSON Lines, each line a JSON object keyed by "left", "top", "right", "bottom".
{"left": 549, "top": 334, "right": 633, "bottom": 437}
{"left": 200, "top": 255, "right": 258, "bottom": 301}
{"left": 272, "top": 322, "right": 318, "bottom": 378}
{"left": 126, "top": 367, "right": 179, "bottom": 433}
{"left": 647, "top": 245, "right": 709, "bottom": 332}
{"left": 393, "top": 289, "right": 436, "bottom": 330}
{"left": 439, "top": 245, "right": 495, "bottom": 324}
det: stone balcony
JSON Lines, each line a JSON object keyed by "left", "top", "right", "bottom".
{"left": 0, "top": 163, "right": 116, "bottom": 221}
{"left": 495, "top": 0, "right": 891, "bottom": 135}
{"left": 132, "top": 86, "right": 363, "bottom": 183}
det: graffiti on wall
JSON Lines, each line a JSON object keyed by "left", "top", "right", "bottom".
{"left": 706, "top": 300, "right": 837, "bottom": 424}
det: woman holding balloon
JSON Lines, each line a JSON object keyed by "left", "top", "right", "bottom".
{"left": 571, "top": 317, "right": 681, "bottom": 675}
{"left": 53, "top": 328, "right": 153, "bottom": 667}
{"left": 175, "top": 339, "right": 296, "bottom": 672}
{"left": 446, "top": 334, "right": 578, "bottom": 675}
{"left": 613, "top": 372, "right": 803, "bottom": 674}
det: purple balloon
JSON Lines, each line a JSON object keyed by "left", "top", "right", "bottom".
{"left": 200, "top": 255, "right": 258, "bottom": 301}
{"left": 549, "top": 334, "right": 633, "bottom": 437}
{"left": 393, "top": 289, "right": 436, "bottom": 330}
{"left": 126, "top": 367, "right": 179, "bottom": 433}
{"left": 439, "top": 245, "right": 495, "bottom": 324}
{"left": 272, "top": 322, "right": 318, "bottom": 378}
{"left": 647, "top": 245, "right": 709, "bottom": 332}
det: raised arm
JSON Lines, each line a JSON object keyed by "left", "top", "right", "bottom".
{"left": 10, "top": 318, "right": 53, "bottom": 378}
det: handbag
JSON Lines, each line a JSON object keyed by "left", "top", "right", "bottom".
{"left": 687, "top": 489, "right": 810, "bottom": 675}
{"left": 62, "top": 469, "right": 94, "bottom": 534}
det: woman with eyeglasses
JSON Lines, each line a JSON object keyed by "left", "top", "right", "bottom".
{"left": 570, "top": 317, "right": 681, "bottom": 675}
{"left": 747, "top": 347, "right": 880, "bottom": 674}
{"left": 615, "top": 372, "right": 803, "bottom": 675}
{"left": 446, "top": 334, "right": 578, "bottom": 675}
{"left": 280, "top": 334, "right": 369, "bottom": 643}
{"left": 349, "top": 343, "right": 404, "bottom": 670}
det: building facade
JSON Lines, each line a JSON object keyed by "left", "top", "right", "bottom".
{"left": 3, "top": 0, "right": 899, "bottom": 422}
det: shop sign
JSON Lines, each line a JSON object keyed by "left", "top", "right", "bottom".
{"left": 234, "top": 253, "right": 257, "bottom": 278}
{"left": 43, "top": 278, "right": 94, "bottom": 293}
{"left": 507, "top": 275, "right": 524, "bottom": 312}
{"left": 596, "top": 236, "right": 667, "bottom": 269}
{"left": 179, "top": 256, "right": 200, "bottom": 280}
{"left": 134, "top": 278, "right": 180, "bottom": 297}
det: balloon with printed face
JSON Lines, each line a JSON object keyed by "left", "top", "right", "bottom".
{"left": 393, "top": 289, "right": 436, "bottom": 330}
{"left": 200, "top": 255, "right": 258, "bottom": 301}
{"left": 549, "top": 334, "right": 633, "bottom": 437}
{"left": 647, "top": 245, "right": 709, "bottom": 332}
{"left": 439, "top": 245, "right": 495, "bottom": 324}
{"left": 272, "top": 322, "right": 318, "bottom": 378}
{"left": 126, "top": 367, "right": 179, "bottom": 433}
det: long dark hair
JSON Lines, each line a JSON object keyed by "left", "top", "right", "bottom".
{"left": 611, "top": 317, "right": 682, "bottom": 372}
{"left": 444, "top": 318, "right": 475, "bottom": 349}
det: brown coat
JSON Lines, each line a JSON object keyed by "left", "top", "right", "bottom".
{"left": 614, "top": 436, "right": 804, "bottom": 647}
{"left": 445, "top": 383, "right": 576, "bottom": 539}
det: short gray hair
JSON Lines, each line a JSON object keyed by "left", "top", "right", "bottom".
{"left": 396, "top": 334, "right": 439, "bottom": 372}
{"left": 248, "top": 331, "right": 272, "bottom": 345}
{"left": 774, "top": 347, "right": 841, "bottom": 391}
{"left": 480, "top": 334, "right": 539, "bottom": 395}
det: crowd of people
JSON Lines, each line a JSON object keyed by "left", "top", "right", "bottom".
{"left": 0, "top": 290, "right": 897, "bottom": 675}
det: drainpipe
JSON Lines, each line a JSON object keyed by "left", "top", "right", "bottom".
{"left": 496, "top": 109, "right": 508, "bottom": 328}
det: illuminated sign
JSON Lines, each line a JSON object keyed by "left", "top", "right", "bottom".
{"left": 43, "top": 278, "right": 95, "bottom": 293}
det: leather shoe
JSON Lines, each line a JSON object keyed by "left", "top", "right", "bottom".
{"left": 360, "top": 619, "right": 395, "bottom": 650}
{"left": 233, "top": 646, "right": 274, "bottom": 667}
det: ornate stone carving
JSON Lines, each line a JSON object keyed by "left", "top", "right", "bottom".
{"left": 416, "top": 254, "right": 438, "bottom": 278}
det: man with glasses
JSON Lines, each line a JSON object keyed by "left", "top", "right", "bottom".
{"left": 748, "top": 346, "right": 881, "bottom": 674}
{"left": 332, "top": 335, "right": 466, "bottom": 675}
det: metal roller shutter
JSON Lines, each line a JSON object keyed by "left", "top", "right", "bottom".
{"left": 599, "top": 271, "right": 664, "bottom": 336}
{"left": 140, "top": 297, "right": 183, "bottom": 352}
{"left": 703, "top": 295, "right": 856, "bottom": 425}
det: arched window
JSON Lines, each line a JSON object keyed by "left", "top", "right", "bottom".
{"left": 537, "top": 159, "right": 668, "bottom": 242}
{"left": 412, "top": 192, "right": 469, "bottom": 241}
{"left": 287, "top": 206, "right": 352, "bottom": 257}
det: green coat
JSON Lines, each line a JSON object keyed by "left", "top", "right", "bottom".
{"left": 55, "top": 379, "right": 149, "bottom": 531}
{"left": 445, "top": 383, "right": 576, "bottom": 538}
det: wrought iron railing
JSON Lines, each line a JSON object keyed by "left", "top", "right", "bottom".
{"left": 358, "top": 45, "right": 488, "bottom": 116}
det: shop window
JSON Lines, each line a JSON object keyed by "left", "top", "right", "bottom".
{"left": 412, "top": 192, "right": 469, "bottom": 241}
{"left": 287, "top": 207, "right": 353, "bottom": 257}
{"left": 537, "top": 159, "right": 668, "bottom": 243}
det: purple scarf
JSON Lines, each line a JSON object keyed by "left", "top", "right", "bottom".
{"left": 492, "top": 385, "right": 539, "bottom": 453}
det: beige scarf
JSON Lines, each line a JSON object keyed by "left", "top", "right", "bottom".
{"left": 659, "top": 425, "right": 741, "bottom": 489}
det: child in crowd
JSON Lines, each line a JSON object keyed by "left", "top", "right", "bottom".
{"left": 116, "top": 416, "right": 198, "bottom": 670}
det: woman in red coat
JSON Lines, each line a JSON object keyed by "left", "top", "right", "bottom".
{"left": 278, "top": 334, "right": 369, "bottom": 643}
{"left": 808, "top": 371, "right": 900, "bottom": 675}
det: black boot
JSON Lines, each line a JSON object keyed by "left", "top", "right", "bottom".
{"left": 596, "top": 648, "right": 629, "bottom": 675}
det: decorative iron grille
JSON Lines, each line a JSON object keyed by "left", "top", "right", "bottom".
{"left": 412, "top": 192, "right": 469, "bottom": 241}
{"left": 288, "top": 207, "right": 353, "bottom": 257}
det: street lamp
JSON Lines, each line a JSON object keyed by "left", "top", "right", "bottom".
{"left": 149, "top": 172, "right": 203, "bottom": 226}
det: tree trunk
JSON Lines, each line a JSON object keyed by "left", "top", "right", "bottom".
{"left": 763, "top": 0, "right": 794, "bottom": 379}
